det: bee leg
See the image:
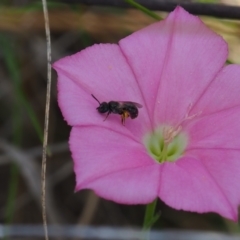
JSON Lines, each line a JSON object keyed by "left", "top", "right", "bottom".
{"left": 103, "top": 111, "right": 111, "bottom": 121}
{"left": 121, "top": 114, "right": 125, "bottom": 126}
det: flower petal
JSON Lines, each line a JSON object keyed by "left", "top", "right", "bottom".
{"left": 70, "top": 127, "right": 160, "bottom": 204}
{"left": 159, "top": 156, "right": 238, "bottom": 220}
{"left": 86, "top": 165, "right": 160, "bottom": 204}
{"left": 119, "top": 6, "right": 227, "bottom": 126}
{"left": 191, "top": 64, "right": 240, "bottom": 116}
{"left": 189, "top": 149, "right": 240, "bottom": 220}
{"left": 53, "top": 44, "right": 151, "bottom": 138}
{"left": 185, "top": 106, "right": 240, "bottom": 150}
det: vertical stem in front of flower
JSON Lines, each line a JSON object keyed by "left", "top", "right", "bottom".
{"left": 142, "top": 199, "right": 160, "bottom": 239}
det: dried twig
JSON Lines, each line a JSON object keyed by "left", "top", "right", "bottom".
{"left": 77, "top": 192, "right": 99, "bottom": 225}
{"left": 41, "top": 0, "right": 52, "bottom": 239}
{"left": 0, "top": 141, "right": 68, "bottom": 165}
{"left": 0, "top": 139, "right": 62, "bottom": 223}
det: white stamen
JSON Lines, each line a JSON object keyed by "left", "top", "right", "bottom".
{"left": 163, "top": 103, "right": 201, "bottom": 144}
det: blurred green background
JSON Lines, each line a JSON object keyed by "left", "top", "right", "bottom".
{"left": 0, "top": 0, "right": 240, "bottom": 235}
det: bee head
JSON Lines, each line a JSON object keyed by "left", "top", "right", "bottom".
{"left": 97, "top": 102, "right": 109, "bottom": 113}
{"left": 91, "top": 94, "right": 109, "bottom": 113}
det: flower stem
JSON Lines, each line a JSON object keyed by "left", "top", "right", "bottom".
{"left": 143, "top": 199, "right": 159, "bottom": 230}
{"left": 142, "top": 199, "right": 160, "bottom": 240}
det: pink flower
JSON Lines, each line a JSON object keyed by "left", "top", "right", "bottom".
{"left": 53, "top": 6, "right": 240, "bottom": 221}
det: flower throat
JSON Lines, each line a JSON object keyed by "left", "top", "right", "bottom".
{"left": 144, "top": 105, "right": 201, "bottom": 163}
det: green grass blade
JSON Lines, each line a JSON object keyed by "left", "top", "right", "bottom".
{"left": 125, "top": 0, "right": 162, "bottom": 20}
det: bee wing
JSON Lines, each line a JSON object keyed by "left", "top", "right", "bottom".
{"left": 119, "top": 101, "right": 143, "bottom": 108}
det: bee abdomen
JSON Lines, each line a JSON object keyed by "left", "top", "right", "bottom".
{"left": 127, "top": 106, "right": 138, "bottom": 119}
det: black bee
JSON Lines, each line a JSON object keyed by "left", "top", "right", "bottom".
{"left": 91, "top": 94, "right": 142, "bottom": 125}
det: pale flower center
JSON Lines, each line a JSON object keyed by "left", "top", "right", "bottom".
{"left": 144, "top": 125, "right": 188, "bottom": 163}
{"left": 144, "top": 105, "right": 201, "bottom": 163}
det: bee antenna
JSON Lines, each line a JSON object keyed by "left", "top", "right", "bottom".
{"left": 91, "top": 94, "right": 101, "bottom": 104}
